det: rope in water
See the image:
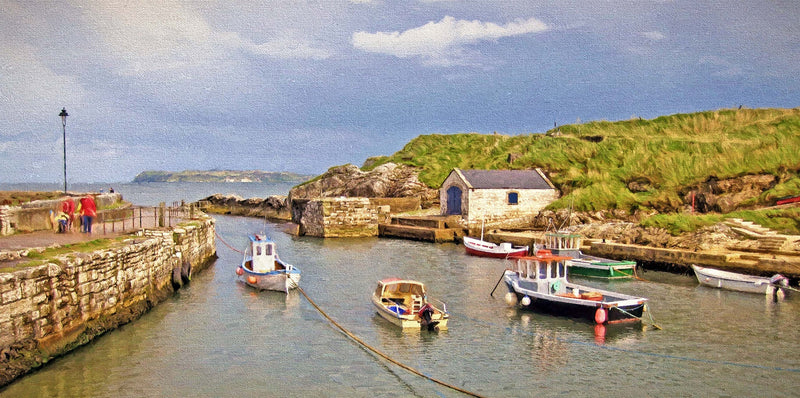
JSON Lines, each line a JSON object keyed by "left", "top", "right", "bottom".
{"left": 611, "top": 305, "right": 662, "bottom": 330}
{"left": 215, "top": 231, "right": 244, "bottom": 254}
{"left": 296, "top": 286, "right": 487, "bottom": 398}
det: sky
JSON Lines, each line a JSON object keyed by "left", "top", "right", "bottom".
{"left": 1, "top": 1, "right": 799, "bottom": 183}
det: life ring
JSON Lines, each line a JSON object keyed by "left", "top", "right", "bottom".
{"left": 550, "top": 280, "right": 562, "bottom": 293}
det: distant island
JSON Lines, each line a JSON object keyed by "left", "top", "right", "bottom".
{"left": 132, "top": 170, "right": 313, "bottom": 183}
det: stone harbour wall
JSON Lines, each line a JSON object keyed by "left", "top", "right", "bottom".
{"left": 300, "top": 197, "right": 378, "bottom": 237}
{"left": 0, "top": 216, "right": 217, "bottom": 387}
{"left": 1, "top": 193, "right": 122, "bottom": 236}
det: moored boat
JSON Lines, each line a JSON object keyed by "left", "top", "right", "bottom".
{"left": 371, "top": 278, "right": 449, "bottom": 331}
{"left": 691, "top": 264, "right": 789, "bottom": 295}
{"left": 236, "top": 234, "right": 300, "bottom": 293}
{"left": 503, "top": 250, "right": 649, "bottom": 324}
{"left": 543, "top": 231, "right": 637, "bottom": 279}
{"left": 463, "top": 236, "right": 529, "bottom": 258}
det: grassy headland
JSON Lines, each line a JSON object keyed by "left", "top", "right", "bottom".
{"left": 362, "top": 107, "right": 800, "bottom": 233}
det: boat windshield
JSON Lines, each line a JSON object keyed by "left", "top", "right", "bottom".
{"left": 382, "top": 282, "right": 424, "bottom": 296}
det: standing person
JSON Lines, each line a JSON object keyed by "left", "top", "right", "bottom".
{"left": 60, "top": 197, "right": 76, "bottom": 232}
{"left": 79, "top": 195, "right": 97, "bottom": 233}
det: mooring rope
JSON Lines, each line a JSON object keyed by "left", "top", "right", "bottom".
{"left": 215, "top": 231, "right": 244, "bottom": 254}
{"left": 296, "top": 286, "right": 487, "bottom": 398}
{"left": 610, "top": 305, "right": 662, "bottom": 330}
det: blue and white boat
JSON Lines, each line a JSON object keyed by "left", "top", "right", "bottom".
{"left": 503, "top": 250, "right": 648, "bottom": 324}
{"left": 236, "top": 235, "right": 300, "bottom": 293}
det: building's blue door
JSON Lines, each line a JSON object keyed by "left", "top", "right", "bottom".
{"left": 446, "top": 186, "right": 462, "bottom": 215}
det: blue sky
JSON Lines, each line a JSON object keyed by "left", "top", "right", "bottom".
{"left": 2, "top": 1, "right": 798, "bottom": 183}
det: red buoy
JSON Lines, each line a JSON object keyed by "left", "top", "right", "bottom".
{"left": 594, "top": 308, "right": 608, "bottom": 324}
{"left": 247, "top": 275, "right": 258, "bottom": 285}
{"left": 236, "top": 267, "right": 244, "bottom": 276}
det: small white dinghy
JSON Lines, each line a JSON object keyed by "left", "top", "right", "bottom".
{"left": 692, "top": 265, "right": 788, "bottom": 295}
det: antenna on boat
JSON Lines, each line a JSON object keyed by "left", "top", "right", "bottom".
{"left": 557, "top": 196, "right": 574, "bottom": 232}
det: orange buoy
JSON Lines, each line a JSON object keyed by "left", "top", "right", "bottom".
{"left": 247, "top": 275, "right": 258, "bottom": 285}
{"left": 594, "top": 308, "right": 608, "bottom": 324}
{"left": 236, "top": 267, "right": 244, "bottom": 276}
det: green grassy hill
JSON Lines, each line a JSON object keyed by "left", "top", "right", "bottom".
{"left": 363, "top": 107, "right": 800, "bottom": 232}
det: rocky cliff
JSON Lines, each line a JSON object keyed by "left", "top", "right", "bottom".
{"left": 288, "top": 163, "right": 439, "bottom": 207}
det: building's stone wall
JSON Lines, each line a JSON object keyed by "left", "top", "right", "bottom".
{"left": 0, "top": 216, "right": 216, "bottom": 387}
{"left": 467, "top": 188, "right": 559, "bottom": 226}
{"left": 299, "top": 198, "right": 378, "bottom": 237}
{"left": 440, "top": 170, "right": 559, "bottom": 229}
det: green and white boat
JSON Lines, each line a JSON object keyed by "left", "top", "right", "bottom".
{"left": 543, "top": 232, "right": 637, "bottom": 279}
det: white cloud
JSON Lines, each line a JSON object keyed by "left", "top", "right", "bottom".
{"left": 80, "top": 1, "right": 330, "bottom": 76}
{"left": 352, "top": 15, "right": 548, "bottom": 66}
{"left": 642, "top": 31, "right": 665, "bottom": 40}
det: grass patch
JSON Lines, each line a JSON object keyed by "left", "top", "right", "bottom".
{"left": 639, "top": 207, "right": 800, "bottom": 236}
{"left": 360, "top": 107, "right": 800, "bottom": 214}
{"left": 5, "top": 237, "right": 131, "bottom": 272}
{"left": 640, "top": 213, "right": 723, "bottom": 235}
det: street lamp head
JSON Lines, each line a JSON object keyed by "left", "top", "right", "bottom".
{"left": 59, "top": 108, "right": 69, "bottom": 126}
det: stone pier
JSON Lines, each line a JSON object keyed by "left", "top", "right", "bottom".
{"left": 0, "top": 215, "right": 217, "bottom": 387}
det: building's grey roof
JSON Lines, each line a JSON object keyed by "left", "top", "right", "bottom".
{"left": 457, "top": 169, "right": 554, "bottom": 189}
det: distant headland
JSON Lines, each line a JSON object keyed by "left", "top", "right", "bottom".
{"left": 132, "top": 170, "right": 313, "bottom": 183}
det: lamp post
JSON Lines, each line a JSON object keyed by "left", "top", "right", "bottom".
{"left": 59, "top": 108, "right": 69, "bottom": 194}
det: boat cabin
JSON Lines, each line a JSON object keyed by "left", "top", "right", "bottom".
{"left": 374, "top": 278, "right": 427, "bottom": 315}
{"left": 544, "top": 232, "right": 582, "bottom": 257}
{"left": 509, "top": 251, "right": 572, "bottom": 295}
{"left": 245, "top": 235, "right": 284, "bottom": 273}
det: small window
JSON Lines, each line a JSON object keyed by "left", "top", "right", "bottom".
{"left": 507, "top": 192, "right": 519, "bottom": 205}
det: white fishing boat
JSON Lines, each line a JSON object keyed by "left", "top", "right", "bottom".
{"left": 371, "top": 278, "right": 449, "bottom": 331}
{"left": 691, "top": 265, "right": 788, "bottom": 295}
{"left": 463, "top": 236, "right": 529, "bottom": 258}
{"left": 463, "top": 219, "right": 528, "bottom": 258}
{"left": 236, "top": 234, "right": 300, "bottom": 293}
{"left": 503, "top": 250, "right": 649, "bottom": 324}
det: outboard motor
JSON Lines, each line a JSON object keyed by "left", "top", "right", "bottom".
{"left": 418, "top": 303, "right": 439, "bottom": 331}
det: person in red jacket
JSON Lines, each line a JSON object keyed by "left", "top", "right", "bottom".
{"left": 79, "top": 195, "right": 97, "bottom": 233}
{"left": 60, "top": 197, "right": 76, "bottom": 232}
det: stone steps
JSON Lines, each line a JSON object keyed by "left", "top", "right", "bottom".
{"left": 725, "top": 218, "right": 789, "bottom": 251}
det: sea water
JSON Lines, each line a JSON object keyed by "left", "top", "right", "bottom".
{"left": 1, "top": 182, "right": 798, "bottom": 397}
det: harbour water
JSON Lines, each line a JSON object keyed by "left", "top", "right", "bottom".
{"left": 1, "top": 182, "right": 799, "bottom": 397}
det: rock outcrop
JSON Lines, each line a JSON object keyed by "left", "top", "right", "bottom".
{"left": 198, "top": 194, "right": 290, "bottom": 220}
{"left": 288, "top": 163, "right": 438, "bottom": 207}
{"left": 680, "top": 174, "right": 779, "bottom": 213}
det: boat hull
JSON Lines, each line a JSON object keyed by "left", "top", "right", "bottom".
{"left": 567, "top": 259, "right": 637, "bottom": 279}
{"left": 463, "top": 237, "right": 528, "bottom": 258}
{"left": 239, "top": 268, "right": 301, "bottom": 293}
{"left": 371, "top": 299, "right": 449, "bottom": 330}
{"left": 504, "top": 272, "right": 646, "bottom": 324}
{"left": 692, "top": 265, "right": 786, "bottom": 295}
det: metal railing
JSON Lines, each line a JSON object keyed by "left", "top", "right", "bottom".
{"left": 92, "top": 202, "right": 195, "bottom": 235}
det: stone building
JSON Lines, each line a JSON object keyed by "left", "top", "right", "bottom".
{"left": 439, "top": 168, "right": 559, "bottom": 225}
